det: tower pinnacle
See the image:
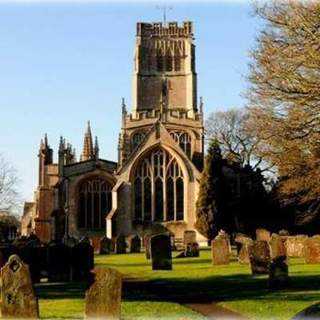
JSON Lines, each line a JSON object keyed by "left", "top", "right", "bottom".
{"left": 81, "top": 121, "right": 94, "bottom": 161}
{"left": 94, "top": 136, "right": 99, "bottom": 159}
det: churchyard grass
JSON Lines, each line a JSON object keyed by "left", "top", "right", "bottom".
{"left": 37, "top": 249, "right": 320, "bottom": 319}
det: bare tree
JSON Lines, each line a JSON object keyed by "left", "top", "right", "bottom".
{"left": 0, "top": 155, "right": 20, "bottom": 212}
{"left": 247, "top": 1, "right": 320, "bottom": 203}
{"left": 205, "top": 108, "right": 272, "bottom": 172}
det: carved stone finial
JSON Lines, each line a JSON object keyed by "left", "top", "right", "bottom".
{"left": 199, "top": 96, "right": 204, "bottom": 114}
{"left": 81, "top": 121, "right": 94, "bottom": 161}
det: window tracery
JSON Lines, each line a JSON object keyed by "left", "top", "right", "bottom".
{"left": 133, "top": 148, "right": 184, "bottom": 222}
{"left": 169, "top": 131, "right": 192, "bottom": 158}
{"left": 78, "top": 178, "right": 112, "bottom": 230}
{"left": 131, "top": 132, "right": 145, "bottom": 151}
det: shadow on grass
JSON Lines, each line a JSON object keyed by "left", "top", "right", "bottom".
{"left": 35, "top": 260, "right": 320, "bottom": 307}
{"left": 35, "top": 282, "right": 87, "bottom": 300}
{"left": 122, "top": 273, "right": 320, "bottom": 304}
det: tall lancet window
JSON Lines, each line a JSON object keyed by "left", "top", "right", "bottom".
{"left": 78, "top": 178, "right": 112, "bottom": 230}
{"left": 174, "top": 55, "right": 181, "bottom": 71}
{"left": 170, "top": 131, "right": 192, "bottom": 158}
{"left": 133, "top": 148, "right": 185, "bottom": 222}
{"left": 165, "top": 54, "right": 173, "bottom": 71}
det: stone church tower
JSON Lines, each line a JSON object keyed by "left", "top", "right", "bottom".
{"left": 110, "top": 21, "right": 204, "bottom": 240}
{"left": 22, "top": 21, "right": 205, "bottom": 246}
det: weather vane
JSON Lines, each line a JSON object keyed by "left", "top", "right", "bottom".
{"left": 156, "top": 5, "right": 173, "bottom": 25}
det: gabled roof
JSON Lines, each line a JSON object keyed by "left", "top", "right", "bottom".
{"left": 63, "top": 158, "right": 117, "bottom": 178}
{"left": 116, "top": 120, "right": 201, "bottom": 181}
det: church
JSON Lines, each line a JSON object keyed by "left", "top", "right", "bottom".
{"left": 21, "top": 21, "right": 206, "bottom": 246}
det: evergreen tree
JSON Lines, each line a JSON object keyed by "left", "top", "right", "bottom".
{"left": 195, "top": 140, "right": 225, "bottom": 240}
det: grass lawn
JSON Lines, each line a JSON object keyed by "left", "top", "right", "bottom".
{"left": 36, "top": 248, "right": 320, "bottom": 319}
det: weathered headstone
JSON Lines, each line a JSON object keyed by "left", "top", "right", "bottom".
{"left": 63, "top": 236, "right": 78, "bottom": 248}
{"left": 256, "top": 228, "right": 271, "bottom": 242}
{"left": 85, "top": 268, "right": 122, "bottom": 320}
{"left": 90, "top": 236, "right": 101, "bottom": 254}
{"left": 249, "top": 240, "right": 271, "bottom": 274}
{"left": 211, "top": 237, "right": 230, "bottom": 265}
{"left": 185, "top": 242, "right": 200, "bottom": 257}
{"left": 128, "top": 235, "right": 141, "bottom": 253}
{"left": 269, "top": 256, "right": 289, "bottom": 290}
{"left": 100, "top": 236, "right": 113, "bottom": 255}
{"left": 285, "top": 235, "right": 307, "bottom": 258}
{"left": 47, "top": 240, "right": 69, "bottom": 282}
{"left": 72, "top": 237, "right": 94, "bottom": 281}
{"left": 279, "top": 229, "right": 290, "bottom": 236}
{"left": 144, "top": 234, "right": 151, "bottom": 260}
{"left": 150, "top": 234, "right": 172, "bottom": 270}
{"left": 304, "top": 236, "right": 320, "bottom": 264}
{"left": 115, "top": 235, "right": 127, "bottom": 254}
{"left": 238, "top": 244, "right": 249, "bottom": 264}
{"left": 270, "top": 234, "right": 287, "bottom": 260}
{"left": 235, "top": 234, "right": 252, "bottom": 261}
{"left": 183, "top": 230, "right": 197, "bottom": 245}
{"left": 14, "top": 238, "right": 42, "bottom": 283}
{"left": 217, "top": 230, "right": 231, "bottom": 253}
{"left": 0, "top": 255, "right": 39, "bottom": 318}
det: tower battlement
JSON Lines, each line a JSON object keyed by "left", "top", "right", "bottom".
{"left": 137, "top": 21, "right": 193, "bottom": 38}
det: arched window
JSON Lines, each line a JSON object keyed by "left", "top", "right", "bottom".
{"left": 78, "top": 178, "right": 112, "bottom": 230}
{"left": 170, "top": 131, "right": 192, "bottom": 158}
{"left": 133, "top": 148, "right": 185, "bottom": 222}
{"left": 131, "top": 132, "right": 145, "bottom": 151}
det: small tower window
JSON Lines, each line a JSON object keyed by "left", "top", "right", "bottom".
{"left": 165, "top": 55, "right": 173, "bottom": 71}
{"left": 174, "top": 56, "right": 181, "bottom": 71}
{"left": 157, "top": 54, "right": 163, "bottom": 71}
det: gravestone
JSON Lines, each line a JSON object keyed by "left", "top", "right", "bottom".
{"left": 285, "top": 235, "right": 307, "bottom": 258}
{"left": 150, "top": 234, "right": 172, "bottom": 270}
{"left": 115, "top": 235, "right": 127, "bottom": 254}
{"left": 211, "top": 237, "right": 230, "bottom": 265}
{"left": 85, "top": 268, "right": 122, "bottom": 320}
{"left": 279, "top": 229, "right": 290, "bottom": 236}
{"left": 90, "top": 236, "right": 101, "bottom": 254}
{"left": 129, "top": 235, "right": 141, "bottom": 253}
{"left": 47, "top": 240, "right": 69, "bottom": 282}
{"left": 0, "top": 255, "right": 39, "bottom": 318}
{"left": 63, "top": 236, "right": 78, "bottom": 248}
{"left": 269, "top": 256, "right": 289, "bottom": 290}
{"left": 256, "top": 228, "right": 271, "bottom": 242}
{"left": 72, "top": 237, "right": 94, "bottom": 281}
{"left": 217, "top": 230, "right": 231, "bottom": 253}
{"left": 0, "top": 241, "right": 13, "bottom": 270}
{"left": 238, "top": 238, "right": 253, "bottom": 264}
{"left": 238, "top": 244, "right": 250, "bottom": 264}
{"left": 304, "top": 236, "right": 320, "bottom": 264}
{"left": 144, "top": 234, "right": 152, "bottom": 259}
{"left": 14, "top": 238, "right": 42, "bottom": 283}
{"left": 100, "top": 236, "right": 113, "bottom": 255}
{"left": 185, "top": 242, "right": 200, "bottom": 257}
{"left": 249, "top": 240, "right": 271, "bottom": 274}
{"left": 270, "top": 234, "right": 287, "bottom": 260}
{"left": 183, "top": 230, "right": 197, "bottom": 245}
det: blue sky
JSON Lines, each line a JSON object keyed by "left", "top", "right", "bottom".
{"left": 0, "top": 0, "right": 261, "bottom": 204}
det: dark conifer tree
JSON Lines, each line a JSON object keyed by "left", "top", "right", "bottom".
{"left": 195, "top": 140, "right": 225, "bottom": 240}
